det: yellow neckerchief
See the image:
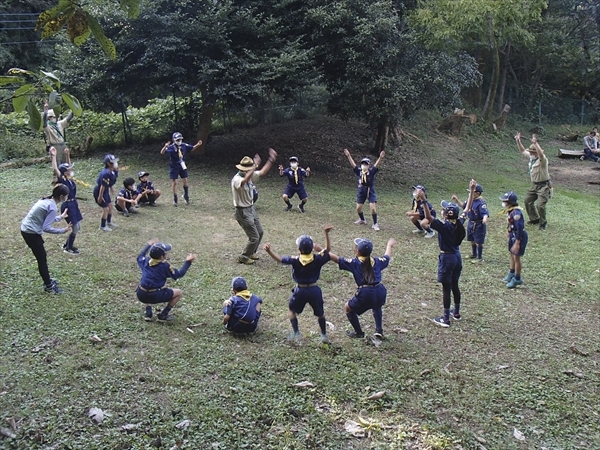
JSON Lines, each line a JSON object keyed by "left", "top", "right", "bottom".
{"left": 413, "top": 198, "right": 420, "bottom": 213}
{"left": 361, "top": 167, "right": 369, "bottom": 184}
{"left": 176, "top": 144, "right": 183, "bottom": 160}
{"left": 497, "top": 205, "right": 522, "bottom": 216}
{"left": 235, "top": 289, "right": 252, "bottom": 300}
{"left": 290, "top": 166, "right": 299, "bottom": 184}
{"left": 299, "top": 253, "right": 314, "bottom": 266}
{"left": 149, "top": 258, "right": 165, "bottom": 266}
{"left": 74, "top": 178, "right": 91, "bottom": 188}
{"left": 358, "top": 255, "right": 375, "bottom": 266}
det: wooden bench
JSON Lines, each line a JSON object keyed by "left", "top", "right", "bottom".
{"left": 558, "top": 148, "right": 584, "bottom": 158}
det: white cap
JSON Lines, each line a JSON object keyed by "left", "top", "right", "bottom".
{"left": 47, "top": 109, "right": 55, "bottom": 117}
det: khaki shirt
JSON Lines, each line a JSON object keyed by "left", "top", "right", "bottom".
{"left": 526, "top": 152, "right": 550, "bottom": 183}
{"left": 43, "top": 111, "right": 73, "bottom": 145}
{"left": 231, "top": 171, "right": 261, "bottom": 207}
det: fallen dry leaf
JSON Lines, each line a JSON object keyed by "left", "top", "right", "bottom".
{"left": 293, "top": 381, "right": 315, "bottom": 388}
{"left": 121, "top": 423, "right": 140, "bottom": 431}
{"left": 186, "top": 328, "right": 194, "bottom": 334}
{"left": 569, "top": 345, "right": 589, "bottom": 357}
{"left": 366, "top": 390, "right": 386, "bottom": 401}
{"left": 513, "top": 428, "right": 525, "bottom": 441}
{"left": 175, "top": 419, "right": 190, "bottom": 429}
{"left": 90, "top": 335, "right": 102, "bottom": 343}
{"left": 496, "top": 365, "right": 510, "bottom": 370}
{"left": 0, "top": 427, "right": 16, "bottom": 439}
{"left": 419, "top": 369, "right": 432, "bottom": 377}
{"left": 344, "top": 420, "right": 365, "bottom": 438}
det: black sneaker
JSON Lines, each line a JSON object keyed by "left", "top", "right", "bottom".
{"left": 144, "top": 313, "right": 153, "bottom": 322}
{"left": 527, "top": 219, "right": 540, "bottom": 225}
{"left": 284, "top": 205, "right": 293, "bottom": 212}
{"left": 64, "top": 247, "right": 80, "bottom": 255}
{"left": 346, "top": 331, "right": 365, "bottom": 338}
{"left": 450, "top": 309, "right": 461, "bottom": 320}
{"left": 44, "top": 281, "right": 63, "bottom": 294}
{"left": 157, "top": 314, "right": 174, "bottom": 323}
{"left": 433, "top": 316, "right": 450, "bottom": 328}
{"left": 374, "top": 330, "right": 384, "bottom": 339}
{"left": 539, "top": 222, "right": 547, "bottom": 230}
{"left": 149, "top": 202, "right": 157, "bottom": 207}
{"left": 183, "top": 197, "right": 190, "bottom": 205}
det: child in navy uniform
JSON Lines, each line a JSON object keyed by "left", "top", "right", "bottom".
{"left": 418, "top": 180, "right": 474, "bottom": 327}
{"left": 93, "top": 154, "right": 119, "bottom": 231}
{"left": 222, "top": 277, "right": 263, "bottom": 334}
{"left": 136, "top": 171, "right": 161, "bottom": 206}
{"left": 343, "top": 148, "right": 385, "bottom": 231}
{"left": 406, "top": 185, "right": 436, "bottom": 238}
{"left": 500, "top": 191, "right": 528, "bottom": 289}
{"left": 264, "top": 225, "right": 334, "bottom": 343}
{"left": 136, "top": 239, "right": 197, "bottom": 322}
{"left": 328, "top": 237, "right": 395, "bottom": 338}
{"left": 115, "top": 178, "right": 141, "bottom": 216}
{"left": 160, "top": 132, "right": 202, "bottom": 206}
{"left": 50, "top": 147, "right": 83, "bottom": 254}
{"left": 279, "top": 156, "right": 311, "bottom": 212}
{"left": 452, "top": 183, "right": 489, "bottom": 262}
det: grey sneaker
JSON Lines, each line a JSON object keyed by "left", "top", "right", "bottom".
{"left": 157, "top": 314, "right": 174, "bottom": 323}
{"left": 287, "top": 331, "right": 302, "bottom": 342}
{"left": 412, "top": 229, "right": 425, "bottom": 234}
{"left": 44, "top": 281, "right": 63, "bottom": 294}
{"left": 99, "top": 226, "right": 112, "bottom": 232}
{"left": 107, "top": 222, "right": 118, "bottom": 228}
{"left": 424, "top": 230, "right": 436, "bottom": 238}
{"left": 372, "top": 223, "right": 380, "bottom": 231}
{"left": 354, "top": 219, "right": 367, "bottom": 225}
{"left": 320, "top": 334, "right": 331, "bottom": 344}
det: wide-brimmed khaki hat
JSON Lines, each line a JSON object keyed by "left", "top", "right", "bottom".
{"left": 236, "top": 156, "right": 255, "bottom": 171}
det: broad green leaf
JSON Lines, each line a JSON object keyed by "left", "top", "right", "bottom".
{"left": 0, "top": 76, "right": 25, "bottom": 86}
{"left": 26, "top": 99, "right": 43, "bottom": 131}
{"left": 7, "top": 68, "right": 35, "bottom": 77}
{"left": 48, "top": 91, "right": 62, "bottom": 108}
{"left": 12, "top": 84, "right": 35, "bottom": 112}
{"left": 86, "top": 12, "right": 116, "bottom": 60}
{"left": 62, "top": 92, "right": 83, "bottom": 116}
{"left": 41, "top": 70, "right": 61, "bottom": 86}
{"left": 73, "top": 26, "right": 91, "bottom": 46}
{"left": 41, "top": 7, "right": 74, "bottom": 39}
{"left": 35, "top": 0, "right": 72, "bottom": 30}
{"left": 119, "top": 0, "right": 141, "bottom": 19}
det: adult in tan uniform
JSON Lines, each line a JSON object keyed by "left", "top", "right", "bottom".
{"left": 231, "top": 148, "right": 277, "bottom": 264}
{"left": 514, "top": 132, "right": 551, "bottom": 230}
{"left": 43, "top": 100, "right": 74, "bottom": 165}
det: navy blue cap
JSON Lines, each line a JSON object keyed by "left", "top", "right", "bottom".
{"left": 149, "top": 242, "right": 172, "bottom": 259}
{"left": 441, "top": 200, "right": 460, "bottom": 219}
{"left": 138, "top": 171, "right": 149, "bottom": 179}
{"left": 231, "top": 277, "right": 248, "bottom": 291}
{"left": 172, "top": 132, "right": 183, "bottom": 141}
{"left": 296, "top": 235, "right": 314, "bottom": 254}
{"left": 354, "top": 238, "right": 373, "bottom": 256}
{"left": 413, "top": 185, "right": 426, "bottom": 192}
{"left": 289, "top": 156, "right": 298, "bottom": 162}
{"left": 361, "top": 158, "right": 371, "bottom": 165}
{"left": 467, "top": 184, "right": 483, "bottom": 193}
{"left": 500, "top": 191, "right": 518, "bottom": 204}
{"left": 103, "top": 154, "right": 118, "bottom": 164}
{"left": 58, "top": 162, "right": 73, "bottom": 173}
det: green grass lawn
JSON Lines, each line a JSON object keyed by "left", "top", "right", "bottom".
{"left": 0, "top": 119, "right": 599, "bottom": 449}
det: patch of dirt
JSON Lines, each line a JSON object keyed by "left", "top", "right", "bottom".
{"left": 548, "top": 153, "right": 600, "bottom": 195}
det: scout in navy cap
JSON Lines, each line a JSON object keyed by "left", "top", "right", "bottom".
{"left": 406, "top": 184, "right": 437, "bottom": 238}
{"left": 115, "top": 177, "right": 142, "bottom": 217}
{"left": 160, "top": 132, "right": 203, "bottom": 207}
{"left": 264, "top": 225, "right": 334, "bottom": 344}
{"left": 93, "top": 153, "right": 119, "bottom": 231}
{"left": 416, "top": 181, "right": 474, "bottom": 328}
{"left": 222, "top": 277, "right": 264, "bottom": 334}
{"left": 136, "top": 239, "right": 197, "bottom": 322}
{"left": 136, "top": 171, "right": 161, "bottom": 206}
{"left": 343, "top": 148, "right": 385, "bottom": 231}
{"left": 499, "top": 191, "right": 528, "bottom": 289}
{"left": 327, "top": 236, "right": 396, "bottom": 339}
{"left": 452, "top": 182, "right": 489, "bottom": 263}
{"left": 279, "top": 156, "right": 311, "bottom": 213}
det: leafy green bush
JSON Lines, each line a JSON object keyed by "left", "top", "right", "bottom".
{"left": 0, "top": 112, "right": 46, "bottom": 161}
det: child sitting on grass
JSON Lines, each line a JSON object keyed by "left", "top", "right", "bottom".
{"left": 222, "top": 277, "right": 263, "bottom": 334}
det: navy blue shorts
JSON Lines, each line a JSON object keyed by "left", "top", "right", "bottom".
{"left": 467, "top": 222, "right": 486, "bottom": 245}
{"left": 509, "top": 231, "right": 528, "bottom": 256}
{"left": 348, "top": 283, "right": 387, "bottom": 315}
{"left": 284, "top": 186, "right": 307, "bottom": 200}
{"left": 136, "top": 287, "right": 174, "bottom": 304}
{"left": 356, "top": 187, "right": 376, "bottom": 204}
{"left": 61, "top": 200, "right": 82, "bottom": 225}
{"left": 226, "top": 312, "right": 261, "bottom": 334}
{"left": 169, "top": 167, "right": 188, "bottom": 180}
{"left": 437, "top": 253, "right": 463, "bottom": 284}
{"left": 288, "top": 285, "right": 324, "bottom": 316}
{"left": 93, "top": 186, "right": 111, "bottom": 208}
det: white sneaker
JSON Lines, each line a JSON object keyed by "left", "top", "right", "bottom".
{"left": 99, "top": 226, "right": 112, "bottom": 232}
{"left": 412, "top": 229, "right": 425, "bottom": 234}
{"left": 580, "top": 155, "right": 585, "bottom": 161}
{"left": 424, "top": 230, "right": 436, "bottom": 238}
{"left": 107, "top": 222, "right": 118, "bottom": 228}
{"left": 372, "top": 223, "right": 380, "bottom": 231}
{"left": 354, "top": 219, "right": 367, "bottom": 225}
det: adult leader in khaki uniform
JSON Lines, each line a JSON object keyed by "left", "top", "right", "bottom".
{"left": 231, "top": 148, "right": 277, "bottom": 264}
{"left": 43, "top": 101, "right": 74, "bottom": 165}
{"left": 514, "top": 132, "right": 551, "bottom": 230}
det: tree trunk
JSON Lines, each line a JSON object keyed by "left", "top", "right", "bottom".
{"left": 482, "top": 17, "right": 501, "bottom": 122}
{"left": 194, "top": 94, "right": 214, "bottom": 155}
{"left": 497, "top": 42, "right": 511, "bottom": 114}
{"left": 374, "top": 117, "right": 389, "bottom": 154}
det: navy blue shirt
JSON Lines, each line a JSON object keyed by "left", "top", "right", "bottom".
{"left": 338, "top": 255, "right": 390, "bottom": 286}
{"left": 462, "top": 198, "right": 488, "bottom": 222}
{"left": 411, "top": 199, "right": 437, "bottom": 219}
{"left": 95, "top": 168, "right": 118, "bottom": 189}
{"left": 137, "top": 244, "right": 192, "bottom": 289}
{"left": 281, "top": 167, "right": 308, "bottom": 188}
{"left": 165, "top": 143, "right": 194, "bottom": 169}
{"left": 223, "top": 293, "right": 263, "bottom": 323}
{"left": 280, "top": 251, "right": 331, "bottom": 284}
{"left": 136, "top": 180, "right": 157, "bottom": 195}
{"left": 353, "top": 165, "right": 378, "bottom": 188}
{"left": 430, "top": 217, "right": 466, "bottom": 253}
{"left": 507, "top": 208, "right": 525, "bottom": 240}
{"left": 115, "top": 187, "right": 135, "bottom": 205}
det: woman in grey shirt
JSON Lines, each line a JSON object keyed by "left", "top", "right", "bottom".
{"left": 21, "top": 184, "right": 71, "bottom": 294}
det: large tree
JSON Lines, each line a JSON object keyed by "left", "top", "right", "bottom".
{"left": 307, "top": 0, "right": 480, "bottom": 152}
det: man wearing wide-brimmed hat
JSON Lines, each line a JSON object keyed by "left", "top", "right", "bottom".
{"left": 231, "top": 148, "right": 278, "bottom": 264}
